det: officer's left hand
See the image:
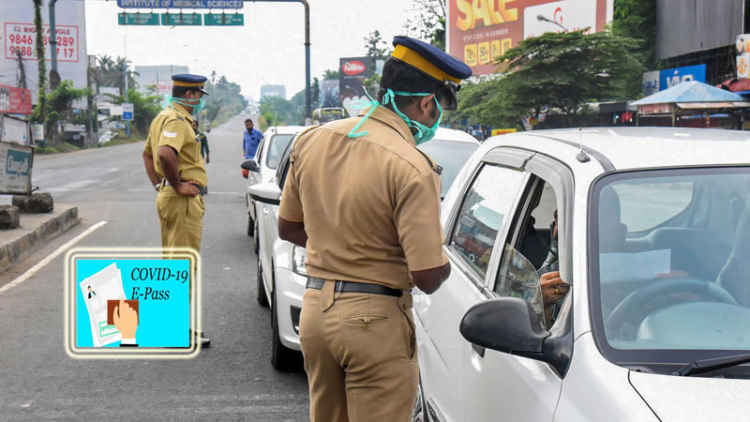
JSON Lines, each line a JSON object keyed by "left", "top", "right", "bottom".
{"left": 206, "top": 155, "right": 210, "bottom": 164}
{"left": 176, "top": 182, "right": 200, "bottom": 197}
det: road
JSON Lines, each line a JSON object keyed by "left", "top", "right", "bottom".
{"left": 0, "top": 115, "right": 309, "bottom": 420}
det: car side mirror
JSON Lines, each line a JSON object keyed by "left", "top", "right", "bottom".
{"left": 248, "top": 182, "right": 281, "bottom": 206}
{"left": 460, "top": 297, "right": 549, "bottom": 356}
{"left": 241, "top": 159, "right": 260, "bottom": 172}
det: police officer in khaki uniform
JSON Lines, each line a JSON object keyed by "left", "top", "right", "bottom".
{"left": 278, "top": 37, "right": 471, "bottom": 422}
{"left": 141, "top": 74, "right": 210, "bottom": 347}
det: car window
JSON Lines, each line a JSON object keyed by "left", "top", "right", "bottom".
{"left": 449, "top": 164, "right": 527, "bottom": 279}
{"left": 418, "top": 139, "right": 479, "bottom": 197}
{"left": 612, "top": 181, "right": 693, "bottom": 232}
{"left": 266, "top": 134, "right": 295, "bottom": 170}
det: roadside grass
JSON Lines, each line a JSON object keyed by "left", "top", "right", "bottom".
{"left": 35, "top": 133, "right": 144, "bottom": 155}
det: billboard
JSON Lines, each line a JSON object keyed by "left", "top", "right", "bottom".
{"left": 339, "top": 56, "right": 376, "bottom": 117}
{"left": 0, "top": 0, "right": 88, "bottom": 104}
{"left": 656, "top": 0, "right": 744, "bottom": 60}
{"left": 642, "top": 64, "right": 707, "bottom": 96}
{"left": 447, "top": 0, "right": 614, "bottom": 76}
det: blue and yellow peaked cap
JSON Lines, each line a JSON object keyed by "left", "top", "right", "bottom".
{"left": 172, "top": 73, "right": 209, "bottom": 95}
{"left": 391, "top": 36, "right": 472, "bottom": 85}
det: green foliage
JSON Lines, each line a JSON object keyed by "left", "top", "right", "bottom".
{"left": 202, "top": 74, "right": 247, "bottom": 127}
{"left": 612, "top": 0, "right": 657, "bottom": 96}
{"left": 31, "top": 80, "right": 88, "bottom": 143}
{"left": 404, "top": 0, "right": 446, "bottom": 49}
{"left": 494, "top": 29, "right": 644, "bottom": 127}
{"left": 323, "top": 69, "right": 340, "bottom": 80}
{"left": 261, "top": 95, "right": 302, "bottom": 127}
{"left": 364, "top": 30, "right": 390, "bottom": 57}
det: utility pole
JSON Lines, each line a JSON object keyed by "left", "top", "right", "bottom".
{"left": 246, "top": 0, "right": 311, "bottom": 119}
{"left": 49, "top": 0, "right": 60, "bottom": 89}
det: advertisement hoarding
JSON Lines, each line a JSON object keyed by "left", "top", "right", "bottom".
{"left": 447, "top": 0, "right": 614, "bottom": 76}
{"left": 642, "top": 64, "right": 707, "bottom": 95}
{"left": 0, "top": 140, "right": 32, "bottom": 194}
{"left": 0, "top": 0, "right": 87, "bottom": 104}
{"left": 0, "top": 84, "right": 32, "bottom": 114}
{"left": 736, "top": 34, "right": 750, "bottom": 79}
{"left": 339, "top": 56, "right": 376, "bottom": 117}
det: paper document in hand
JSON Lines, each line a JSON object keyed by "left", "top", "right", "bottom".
{"left": 79, "top": 263, "right": 126, "bottom": 346}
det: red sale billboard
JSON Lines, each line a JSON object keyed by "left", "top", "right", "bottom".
{"left": 0, "top": 84, "right": 32, "bottom": 114}
{"left": 447, "top": 0, "right": 613, "bottom": 76}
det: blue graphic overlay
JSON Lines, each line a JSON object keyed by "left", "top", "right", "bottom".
{"left": 75, "top": 258, "right": 191, "bottom": 348}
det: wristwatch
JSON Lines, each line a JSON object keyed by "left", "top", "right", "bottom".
{"left": 154, "top": 182, "right": 161, "bottom": 192}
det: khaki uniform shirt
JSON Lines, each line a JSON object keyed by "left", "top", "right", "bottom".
{"left": 279, "top": 106, "right": 447, "bottom": 290}
{"left": 144, "top": 103, "right": 207, "bottom": 187}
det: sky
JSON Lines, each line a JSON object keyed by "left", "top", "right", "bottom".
{"left": 85, "top": 0, "right": 420, "bottom": 100}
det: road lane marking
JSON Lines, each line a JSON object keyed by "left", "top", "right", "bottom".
{"left": 0, "top": 221, "right": 108, "bottom": 295}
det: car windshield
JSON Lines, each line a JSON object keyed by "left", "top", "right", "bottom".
{"left": 266, "top": 134, "right": 295, "bottom": 170}
{"left": 418, "top": 139, "right": 478, "bottom": 197}
{"left": 592, "top": 167, "right": 750, "bottom": 358}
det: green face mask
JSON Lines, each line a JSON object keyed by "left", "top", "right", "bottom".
{"left": 347, "top": 88, "right": 443, "bottom": 145}
{"left": 170, "top": 96, "right": 205, "bottom": 117}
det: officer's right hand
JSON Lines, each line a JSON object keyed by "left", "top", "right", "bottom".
{"left": 176, "top": 182, "right": 199, "bottom": 197}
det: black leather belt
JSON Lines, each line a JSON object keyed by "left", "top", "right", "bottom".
{"left": 306, "top": 277, "right": 402, "bottom": 297}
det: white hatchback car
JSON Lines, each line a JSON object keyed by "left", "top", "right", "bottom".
{"left": 244, "top": 125, "right": 305, "bottom": 245}
{"left": 249, "top": 127, "right": 480, "bottom": 371}
{"left": 413, "top": 127, "right": 750, "bottom": 422}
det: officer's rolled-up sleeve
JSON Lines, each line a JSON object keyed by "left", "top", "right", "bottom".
{"left": 279, "top": 154, "right": 304, "bottom": 223}
{"left": 394, "top": 172, "right": 448, "bottom": 272}
{"left": 157, "top": 119, "right": 187, "bottom": 153}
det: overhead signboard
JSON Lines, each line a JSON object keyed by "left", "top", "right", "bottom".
{"left": 642, "top": 64, "right": 707, "bottom": 95}
{"left": 204, "top": 13, "right": 244, "bottom": 26}
{"left": 0, "top": 84, "right": 32, "bottom": 114}
{"left": 118, "top": 12, "right": 160, "bottom": 25}
{"left": 122, "top": 103, "right": 134, "bottom": 121}
{"left": 447, "top": 0, "right": 614, "bottom": 76}
{"left": 0, "top": 0, "right": 87, "bottom": 105}
{"left": 161, "top": 13, "right": 202, "bottom": 26}
{"left": 117, "top": 0, "right": 243, "bottom": 9}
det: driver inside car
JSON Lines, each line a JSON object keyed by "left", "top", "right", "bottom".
{"left": 537, "top": 209, "right": 568, "bottom": 323}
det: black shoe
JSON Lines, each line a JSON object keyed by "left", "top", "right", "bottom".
{"left": 191, "top": 330, "right": 211, "bottom": 348}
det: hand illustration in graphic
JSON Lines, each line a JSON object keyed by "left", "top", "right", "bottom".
{"left": 113, "top": 299, "right": 138, "bottom": 342}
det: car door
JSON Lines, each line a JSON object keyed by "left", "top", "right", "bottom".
{"left": 459, "top": 153, "right": 574, "bottom": 421}
{"left": 247, "top": 134, "right": 267, "bottom": 188}
{"left": 413, "top": 154, "right": 531, "bottom": 422}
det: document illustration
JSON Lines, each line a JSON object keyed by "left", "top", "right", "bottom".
{"left": 79, "top": 263, "right": 126, "bottom": 346}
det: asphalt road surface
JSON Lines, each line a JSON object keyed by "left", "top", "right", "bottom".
{"left": 0, "top": 115, "right": 309, "bottom": 420}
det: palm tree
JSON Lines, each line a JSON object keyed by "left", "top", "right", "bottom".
{"left": 33, "top": 0, "right": 46, "bottom": 124}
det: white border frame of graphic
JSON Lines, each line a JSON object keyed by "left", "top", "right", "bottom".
{"left": 64, "top": 247, "right": 201, "bottom": 359}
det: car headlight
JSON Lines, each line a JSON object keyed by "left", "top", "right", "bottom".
{"left": 292, "top": 245, "right": 307, "bottom": 276}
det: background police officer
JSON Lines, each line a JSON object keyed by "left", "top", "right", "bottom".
{"left": 278, "top": 36, "right": 471, "bottom": 421}
{"left": 142, "top": 74, "right": 210, "bottom": 347}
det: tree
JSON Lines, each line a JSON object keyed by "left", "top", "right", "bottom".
{"left": 612, "top": 0, "right": 657, "bottom": 97}
{"left": 364, "top": 30, "right": 389, "bottom": 57}
{"left": 31, "top": 80, "right": 88, "bottom": 144}
{"left": 494, "top": 29, "right": 644, "bottom": 127}
{"left": 32, "top": 0, "right": 46, "bottom": 124}
{"left": 404, "top": 0, "right": 446, "bottom": 49}
{"left": 323, "top": 69, "right": 340, "bottom": 80}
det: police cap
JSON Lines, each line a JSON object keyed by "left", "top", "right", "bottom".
{"left": 172, "top": 73, "right": 209, "bottom": 95}
{"left": 390, "top": 36, "right": 471, "bottom": 110}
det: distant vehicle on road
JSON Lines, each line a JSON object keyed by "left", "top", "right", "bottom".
{"left": 311, "top": 107, "right": 348, "bottom": 124}
{"left": 248, "top": 127, "right": 480, "bottom": 371}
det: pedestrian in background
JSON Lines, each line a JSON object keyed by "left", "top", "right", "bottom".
{"left": 278, "top": 36, "right": 471, "bottom": 422}
{"left": 243, "top": 118, "right": 263, "bottom": 160}
{"left": 141, "top": 73, "right": 211, "bottom": 347}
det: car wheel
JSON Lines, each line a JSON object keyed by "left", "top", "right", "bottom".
{"left": 256, "top": 259, "right": 269, "bottom": 308}
{"left": 271, "top": 279, "right": 302, "bottom": 372}
{"left": 247, "top": 213, "right": 254, "bottom": 237}
{"left": 253, "top": 219, "right": 260, "bottom": 256}
{"left": 412, "top": 376, "right": 429, "bottom": 422}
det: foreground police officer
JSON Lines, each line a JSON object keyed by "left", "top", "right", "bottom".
{"left": 278, "top": 36, "right": 471, "bottom": 421}
{"left": 141, "top": 74, "right": 210, "bottom": 347}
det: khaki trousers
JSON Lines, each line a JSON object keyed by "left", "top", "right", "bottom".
{"left": 156, "top": 186, "right": 205, "bottom": 253}
{"left": 300, "top": 281, "right": 418, "bottom": 422}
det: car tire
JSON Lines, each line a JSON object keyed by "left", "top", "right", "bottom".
{"left": 412, "top": 375, "right": 429, "bottom": 422}
{"left": 253, "top": 219, "right": 260, "bottom": 256}
{"left": 247, "top": 213, "right": 254, "bottom": 237}
{"left": 271, "top": 278, "right": 302, "bottom": 372}
{"left": 256, "top": 259, "right": 269, "bottom": 308}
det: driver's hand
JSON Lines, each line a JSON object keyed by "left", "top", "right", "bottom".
{"left": 541, "top": 271, "right": 569, "bottom": 304}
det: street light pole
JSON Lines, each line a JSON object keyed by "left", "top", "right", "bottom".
{"left": 245, "top": 0, "right": 311, "bottom": 119}
{"left": 537, "top": 14, "right": 568, "bottom": 32}
{"left": 49, "top": 0, "right": 60, "bottom": 87}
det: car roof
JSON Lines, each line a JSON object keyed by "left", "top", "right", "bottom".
{"left": 486, "top": 127, "right": 750, "bottom": 170}
{"left": 435, "top": 127, "right": 480, "bottom": 144}
{"left": 265, "top": 125, "right": 307, "bottom": 136}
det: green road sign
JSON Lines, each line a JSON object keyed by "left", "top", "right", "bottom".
{"left": 161, "top": 13, "right": 202, "bottom": 26}
{"left": 118, "top": 12, "right": 159, "bottom": 25}
{"left": 204, "top": 13, "right": 244, "bottom": 26}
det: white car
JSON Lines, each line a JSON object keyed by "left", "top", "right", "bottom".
{"left": 244, "top": 125, "right": 306, "bottom": 247}
{"left": 249, "top": 127, "right": 480, "bottom": 371}
{"left": 413, "top": 127, "right": 750, "bottom": 422}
